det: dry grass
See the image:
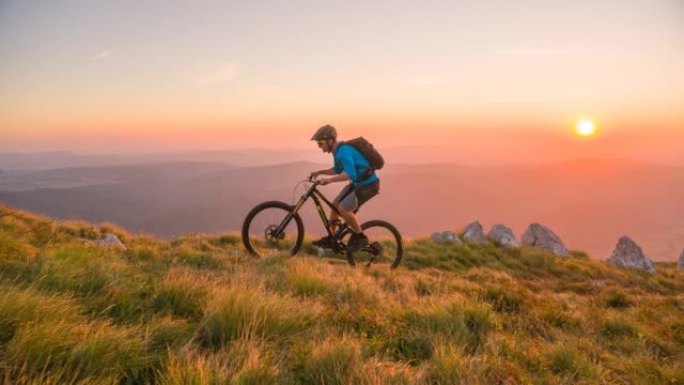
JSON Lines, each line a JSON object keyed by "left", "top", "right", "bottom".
{"left": 1, "top": 204, "right": 683, "bottom": 384}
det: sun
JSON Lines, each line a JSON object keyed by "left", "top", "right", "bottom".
{"left": 575, "top": 119, "right": 597, "bottom": 137}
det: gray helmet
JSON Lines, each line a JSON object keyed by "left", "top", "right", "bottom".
{"left": 311, "top": 124, "right": 337, "bottom": 141}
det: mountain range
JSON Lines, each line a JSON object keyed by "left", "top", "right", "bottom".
{"left": 1, "top": 151, "right": 682, "bottom": 261}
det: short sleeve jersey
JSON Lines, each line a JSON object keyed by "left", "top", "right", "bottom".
{"left": 333, "top": 144, "right": 379, "bottom": 186}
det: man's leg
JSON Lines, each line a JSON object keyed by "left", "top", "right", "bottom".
{"left": 313, "top": 189, "right": 347, "bottom": 248}
{"left": 337, "top": 206, "right": 362, "bottom": 233}
{"left": 330, "top": 184, "right": 355, "bottom": 233}
{"left": 337, "top": 181, "right": 379, "bottom": 234}
{"left": 337, "top": 189, "right": 369, "bottom": 252}
{"left": 328, "top": 207, "right": 341, "bottom": 232}
{"left": 313, "top": 185, "right": 353, "bottom": 248}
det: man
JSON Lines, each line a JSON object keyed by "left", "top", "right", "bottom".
{"left": 309, "top": 124, "right": 380, "bottom": 252}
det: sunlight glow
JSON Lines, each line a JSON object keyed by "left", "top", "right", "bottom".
{"left": 575, "top": 119, "right": 597, "bottom": 137}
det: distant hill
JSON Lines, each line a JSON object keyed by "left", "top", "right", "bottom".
{"left": 0, "top": 205, "right": 682, "bottom": 384}
{"left": 0, "top": 155, "right": 682, "bottom": 261}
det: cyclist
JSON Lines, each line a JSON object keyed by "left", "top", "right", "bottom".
{"left": 309, "top": 124, "right": 380, "bottom": 252}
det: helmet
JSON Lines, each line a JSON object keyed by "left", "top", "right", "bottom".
{"left": 311, "top": 124, "right": 337, "bottom": 141}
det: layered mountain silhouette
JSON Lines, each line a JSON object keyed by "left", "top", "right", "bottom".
{"left": 1, "top": 152, "right": 682, "bottom": 261}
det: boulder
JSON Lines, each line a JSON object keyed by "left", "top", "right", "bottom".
{"left": 487, "top": 224, "right": 519, "bottom": 248}
{"left": 521, "top": 223, "right": 570, "bottom": 257}
{"left": 462, "top": 221, "right": 487, "bottom": 243}
{"left": 94, "top": 232, "right": 127, "bottom": 250}
{"left": 431, "top": 231, "right": 462, "bottom": 244}
{"left": 679, "top": 249, "right": 684, "bottom": 270}
{"left": 607, "top": 236, "right": 656, "bottom": 274}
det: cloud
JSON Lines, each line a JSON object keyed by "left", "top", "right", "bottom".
{"left": 195, "top": 63, "right": 239, "bottom": 85}
{"left": 90, "top": 49, "right": 113, "bottom": 61}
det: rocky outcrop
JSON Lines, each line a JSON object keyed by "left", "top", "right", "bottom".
{"left": 94, "top": 233, "right": 127, "bottom": 250}
{"left": 607, "top": 236, "right": 656, "bottom": 274}
{"left": 521, "top": 223, "right": 570, "bottom": 257}
{"left": 431, "top": 231, "right": 462, "bottom": 244}
{"left": 462, "top": 221, "right": 487, "bottom": 243}
{"left": 679, "top": 249, "right": 684, "bottom": 270}
{"left": 487, "top": 224, "right": 519, "bottom": 248}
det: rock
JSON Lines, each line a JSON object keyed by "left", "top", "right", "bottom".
{"left": 94, "top": 232, "right": 127, "bottom": 250}
{"left": 431, "top": 231, "right": 462, "bottom": 244}
{"left": 521, "top": 223, "right": 570, "bottom": 257}
{"left": 487, "top": 224, "right": 519, "bottom": 248}
{"left": 462, "top": 221, "right": 487, "bottom": 243}
{"left": 678, "top": 249, "right": 684, "bottom": 270}
{"left": 607, "top": 236, "right": 656, "bottom": 274}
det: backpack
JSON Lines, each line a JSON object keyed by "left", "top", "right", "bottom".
{"left": 343, "top": 137, "right": 385, "bottom": 170}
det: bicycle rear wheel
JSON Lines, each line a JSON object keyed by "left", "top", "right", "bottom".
{"left": 242, "top": 201, "right": 305, "bottom": 257}
{"left": 345, "top": 220, "right": 403, "bottom": 269}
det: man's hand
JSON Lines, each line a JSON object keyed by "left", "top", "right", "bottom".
{"left": 318, "top": 178, "right": 331, "bottom": 186}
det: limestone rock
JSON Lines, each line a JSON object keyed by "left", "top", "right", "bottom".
{"left": 487, "top": 224, "right": 519, "bottom": 248}
{"left": 607, "top": 236, "right": 656, "bottom": 274}
{"left": 462, "top": 221, "right": 487, "bottom": 243}
{"left": 94, "top": 232, "right": 127, "bottom": 250}
{"left": 431, "top": 231, "right": 462, "bottom": 244}
{"left": 521, "top": 223, "right": 570, "bottom": 257}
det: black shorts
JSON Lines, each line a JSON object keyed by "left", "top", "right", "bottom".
{"left": 334, "top": 180, "right": 380, "bottom": 212}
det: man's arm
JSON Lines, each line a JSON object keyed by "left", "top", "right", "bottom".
{"left": 336, "top": 150, "right": 358, "bottom": 182}
{"left": 310, "top": 168, "right": 336, "bottom": 178}
{"left": 318, "top": 172, "right": 350, "bottom": 185}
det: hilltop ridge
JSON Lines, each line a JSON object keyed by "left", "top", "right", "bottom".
{"left": 1, "top": 205, "right": 683, "bottom": 384}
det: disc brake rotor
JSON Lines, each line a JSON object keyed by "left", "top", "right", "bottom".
{"left": 264, "top": 225, "right": 285, "bottom": 242}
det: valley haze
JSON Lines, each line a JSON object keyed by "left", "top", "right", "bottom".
{"left": 1, "top": 148, "right": 682, "bottom": 262}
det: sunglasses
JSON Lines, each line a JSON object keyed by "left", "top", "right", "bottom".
{"left": 316, "top": 140, "right": 327, "bottom": 146}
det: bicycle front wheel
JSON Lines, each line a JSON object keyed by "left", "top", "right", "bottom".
{"left": 242, "top": 201, "right": 305, "bottom": 257}
{"left": 345, "top": 220, "right": 403, "bottom": 269}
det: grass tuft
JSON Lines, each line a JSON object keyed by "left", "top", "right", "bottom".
{"left": 173, "top": 248, "right": 223, "bottom": 269}
{"left": 604, "top": 289, "right": 633, "bottom": 308}
{"left": 196, "top": 285, "right": 315, "bottom": 350}
{"left": 4, "top": 317, "right": 151, "bottom": 383}
{"left": 300, "top": 337, "right": 363, "bottom": 385}
{"left": 482, "top": 284, "right": 528, "bottom": 313}
{"left": 281, "top": 260, "right": 332, "bottom": 298}
{"left": 599, "top": 317, "right": 639, "bottom": 340}
{"left": 423, "top": 344, "right": 465, "bottom": 384}
{"left": 153, "top": 272, "right": 208, "bottom": 320}
{"left": 545, "top": 342, "right": 594, "bottom": 379}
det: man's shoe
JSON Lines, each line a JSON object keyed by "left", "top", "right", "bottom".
{"left": 312, "top": 235, "right": 336, "bottom": 249}
{"left": 347, "top": 232, "right": 369, "bottom": 253}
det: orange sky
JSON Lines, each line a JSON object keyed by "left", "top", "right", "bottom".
{"left": 1, "top": 1, "right": 683, "bottom": 164}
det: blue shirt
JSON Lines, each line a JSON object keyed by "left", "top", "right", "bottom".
{"left": 333, "top": 143, "right": 379, "bottom": 186}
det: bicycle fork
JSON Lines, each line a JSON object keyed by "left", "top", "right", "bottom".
{"left": 274, "top": 193, "right": 308, "bottom": 237}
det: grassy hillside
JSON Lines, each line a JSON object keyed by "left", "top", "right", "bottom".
{"left": 1, "top": 205, "right": 683, "bottom": 385}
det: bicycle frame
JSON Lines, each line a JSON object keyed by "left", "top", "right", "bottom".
{"left": 275, "top": 181, "right": 346, "bottom": 242}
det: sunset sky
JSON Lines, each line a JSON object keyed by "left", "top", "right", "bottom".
{"left": 1, "top": 0, "right": 683, "bottom": 164}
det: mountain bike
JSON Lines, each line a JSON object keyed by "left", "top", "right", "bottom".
{"left": 241, "top": 176, "right": 403, "bottom": 269}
